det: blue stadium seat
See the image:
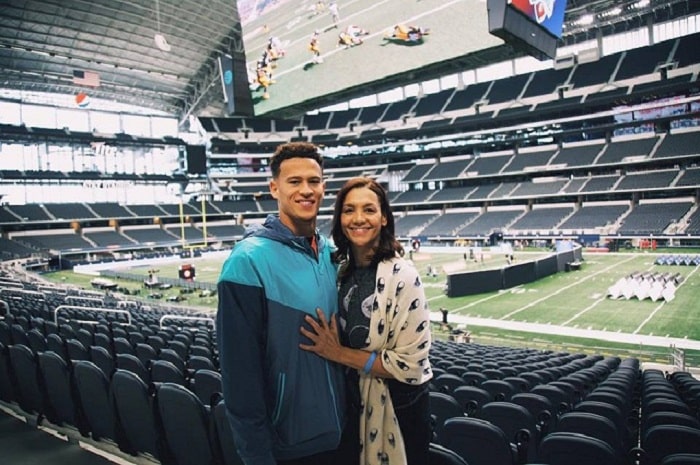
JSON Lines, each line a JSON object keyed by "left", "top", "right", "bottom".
{"left": 192, "top": 369, "right": 223, "bottom": 408}
{"left": 111, "top": 369, "right": 165, "bottom": 459}
{"left": 439, "top": 416, "right": 519, "bottom": 465}
{"left": 8, "top": 344, "right": 44, "bottom": 415}
{"left": 0, "top": 341, "right": 17, "bottom": 403}
{"left": 428, "top": 442, "right": 469, "bottom": 465}
{"left": 452, "top": 386, "right": 491, "bottom": 416}
{"left": 156, "top": 382, "right": 218, "bottom": 465}
{"left": 213, "top": 400, "right": 245, "bottom": 465}
{"left": 430, "top": 391, "right": 465, "bottom": 442}
{"left": 536, "top": 431, "right": 624, "bottom": 465}
{"left": 37, "top": 350, "right": 88, "bottom": 433}
{"left": 89, "top": 345, "right": 115, "bottom": 379}
{"left": 116, "top": 353, "right": 151, "bottom": 385}
{"left": 73, "top": 360, "right": 119, "bottom": 443}
{"left": 480, "top": 401, "right": 540, "bottom": 463}
{"left": 150, "top": 359, "right": 187, "bottom": 386}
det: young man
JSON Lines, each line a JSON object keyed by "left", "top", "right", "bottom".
{"left": 216, "top": 142, "right": 350, "bottom": 465}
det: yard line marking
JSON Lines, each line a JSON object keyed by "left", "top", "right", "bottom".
{"left": 562, "top": 296, "right": 607, "bottom": 326}
{"left": 633, "top": 263, "right": 700, "bottom": 334}
{"left": 499, "top": 255, "right": 638, "bottom": 320}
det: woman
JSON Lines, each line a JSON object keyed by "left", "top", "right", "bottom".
{"left": 300, "top": 177, "right": 433, "bottom": 465}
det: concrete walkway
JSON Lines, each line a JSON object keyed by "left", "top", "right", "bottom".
{"left": 431, "top": 312, "right": 700, "bottom": 351}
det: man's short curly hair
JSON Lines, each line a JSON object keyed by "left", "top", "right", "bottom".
{"left": 270, "top": 142, "right": 323, "bottom": 179}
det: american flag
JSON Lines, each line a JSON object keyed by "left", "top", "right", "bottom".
{"left": 72, "top": 70, "right": 100, "bottom": 87}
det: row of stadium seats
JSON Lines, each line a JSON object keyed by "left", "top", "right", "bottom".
{"left": 3, "top": 255, "right": 700, "bottom": 465}
{"left": 428, "top": 341, "right": 700, "bottom": 465}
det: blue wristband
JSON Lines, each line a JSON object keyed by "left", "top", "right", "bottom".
{"left": 363, "top": 351, "right": 378, "bottom": 374}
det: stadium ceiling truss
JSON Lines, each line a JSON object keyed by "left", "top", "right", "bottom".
{"left": 0, "top": 0, "right": 696, "bottom": 125}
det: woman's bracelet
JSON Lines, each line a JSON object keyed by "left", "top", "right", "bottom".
{"left": 363, "top": 351, "right": 378, "bottom": 374}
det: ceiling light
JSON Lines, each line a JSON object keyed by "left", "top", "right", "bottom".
{"left": 153, "top": 0, "right": 171, "bottom": 52}
{"left": 155, "top": 33, "right": 171, "bottom": 52}
{"left": 577, "top": 15, "right": 594, "bottom": 26}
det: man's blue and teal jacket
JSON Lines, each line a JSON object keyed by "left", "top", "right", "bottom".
{"left": 216, "top": 215, "right": 347, "bottom": 465}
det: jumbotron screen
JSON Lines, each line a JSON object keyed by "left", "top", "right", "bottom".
{"left": 235, "top": 0, "right": 504, "bottom": 117}
{"left": 507, "top": 0, "right": 567, "bottom": 38}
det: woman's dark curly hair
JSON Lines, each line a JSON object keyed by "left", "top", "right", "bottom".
{"left": 331, "top": 177, "right": 404, "bottom": 276}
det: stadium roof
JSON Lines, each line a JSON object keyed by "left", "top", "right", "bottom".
{"left": 0, "top": 0, "right": 697, "bottom": 124}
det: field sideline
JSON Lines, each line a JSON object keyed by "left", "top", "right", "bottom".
{"left": 50, "top": 248, "right": 700, "bottom": 365}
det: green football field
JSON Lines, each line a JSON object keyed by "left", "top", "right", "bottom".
{"left": 45, "top": 249, "right": 700, "bottom": 367}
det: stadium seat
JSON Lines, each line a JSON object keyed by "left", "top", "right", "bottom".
{"left": 113, "top": 337, "right": 134, "bottom": 356}
{"left": 510, "top": 392, "right": 556, "bottom": 433}
{"left": 93, "top": 332, "right": 112, "bottom": 355}
{"left": 584, "top": 390, "right": 630, "bottom": 416}
{"left": 432, "top": 373, "right": 466, "bottom": 394}
{"left": 89, "top": 345, "right": 115, "bottom": 379}
{"left": 574, "top": 400, "right": 630, "bottom": 447}
{"left": 430, "top": 391, "right": 465, "bottom": 441}
{"left": 8, "top": 343, "right": 44, "bottom": 415}
{"left": 190, "top": 344, "right": 213, "bottom": 359}
{"left": 530, "top": 384, "right": 570, "bottom": 415}
{"left": 76, "top": 328, "right": 94, "bottom": 349}
{"left": 554, "top": 411, "right": 624, "bottom": 456}
{"left": 641, "top": 425, "right": 700, "bottom": 465}
{"left": 502, "top": 376, "right": 530, "bottom": 393}
{"left": 66, "top": 338, "right": 90, "bottom": 362}
{"left": 156, "top": 382, "right": 218, "bottom": 465}
{"left": 135, "top": 342, "right": 157, "bottom": 368}
{"left": 116, "top": 353, "right": 151, "bottom": 384}
{"left": 549, "top": 379, "right": 581, "bottom": 406}
{"left": 0, "top": 321, "right": 11, "bottom": 346}
{"left": 482, "top": 368, "right": 504, "bottom": 380}
{"left": 112, "top": 326, "right": 128, "bottom": 340}
{"left": 37, "top": 350, "right": 87, "bottom": 432}
{"left": 536, "top": 431, "right": 624, "bottom": 465}
{"left": 127, "top": 330, "right": 146, "bottom": 346}
{"left": 644, "top": 411, "right": 700, "bottom": 431}
{"left": 452, "top": 385, "right": 492, "bottom": 416}
{"left": 519, "top": 371, "right": 545, "bottom": 388}
{"left": 173, "top": 332, "right": 192, "bottom": 347}
{"left": 158, "top": 348, "right": 187, "bottom": 374}
{"left": 660, "top": 454, "right": 700, "bottom": 465}
{"left": 10, "top": 323, "right": 31, "bottom": 347}
{"left": 643, "top": 398, "right": 692, "bottom": 419}
{"left": 111, "top": 369, "right": 164, "bottom": 459}
{"left": 480, "top": 379, "right": 516, "bottom": 402}
{"left": 150, "top": 359, "right": 187, "bottom": 386}
{"left": 73, "top": 360, "right": 119, "bottom": 443}
{"left": 479, "top": 401, "right": 540, "bottom": 463}
{"left": 439, "top": 416, "right": 519, "bottom": 465}
{"left": 146, "top": 335, "right": 166, "bottom": 352}
{"left": 192, "top": 369, "right": 223, "bottom": 407}
{"left": 26, "top": 328, "right": 48, "bottom": 353}
{"left": 46, "top": 333, "right": 70, "bottom": 361}
{"left": 212, "top": 400, "right": 245, "bottom": 465}
{"left": 188, "top": 355, "right": 217, "bottom": 372}
{"left": 461, "top": 371, "right": 489, "bottom": 386}
{"left": 168, "top": 340, "right": 189, "bottom": 360}
{"left": 0, "top": 341, "right": 17, "bottom": 403}
{"left": 428, "top": 442, "right": 469, "bottom": 465}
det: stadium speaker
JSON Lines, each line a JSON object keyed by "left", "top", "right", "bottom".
{"left": 217, "top": 51, "right": 254, "bottom": 117}
{"left": 178, "top": 264, "right": 196, "bottom": 280}
{"left": 185, "top": 145, "right": 207, "bottom": 175}
{"left": 487, "top": 0, "right": 560, "bottom": 60}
